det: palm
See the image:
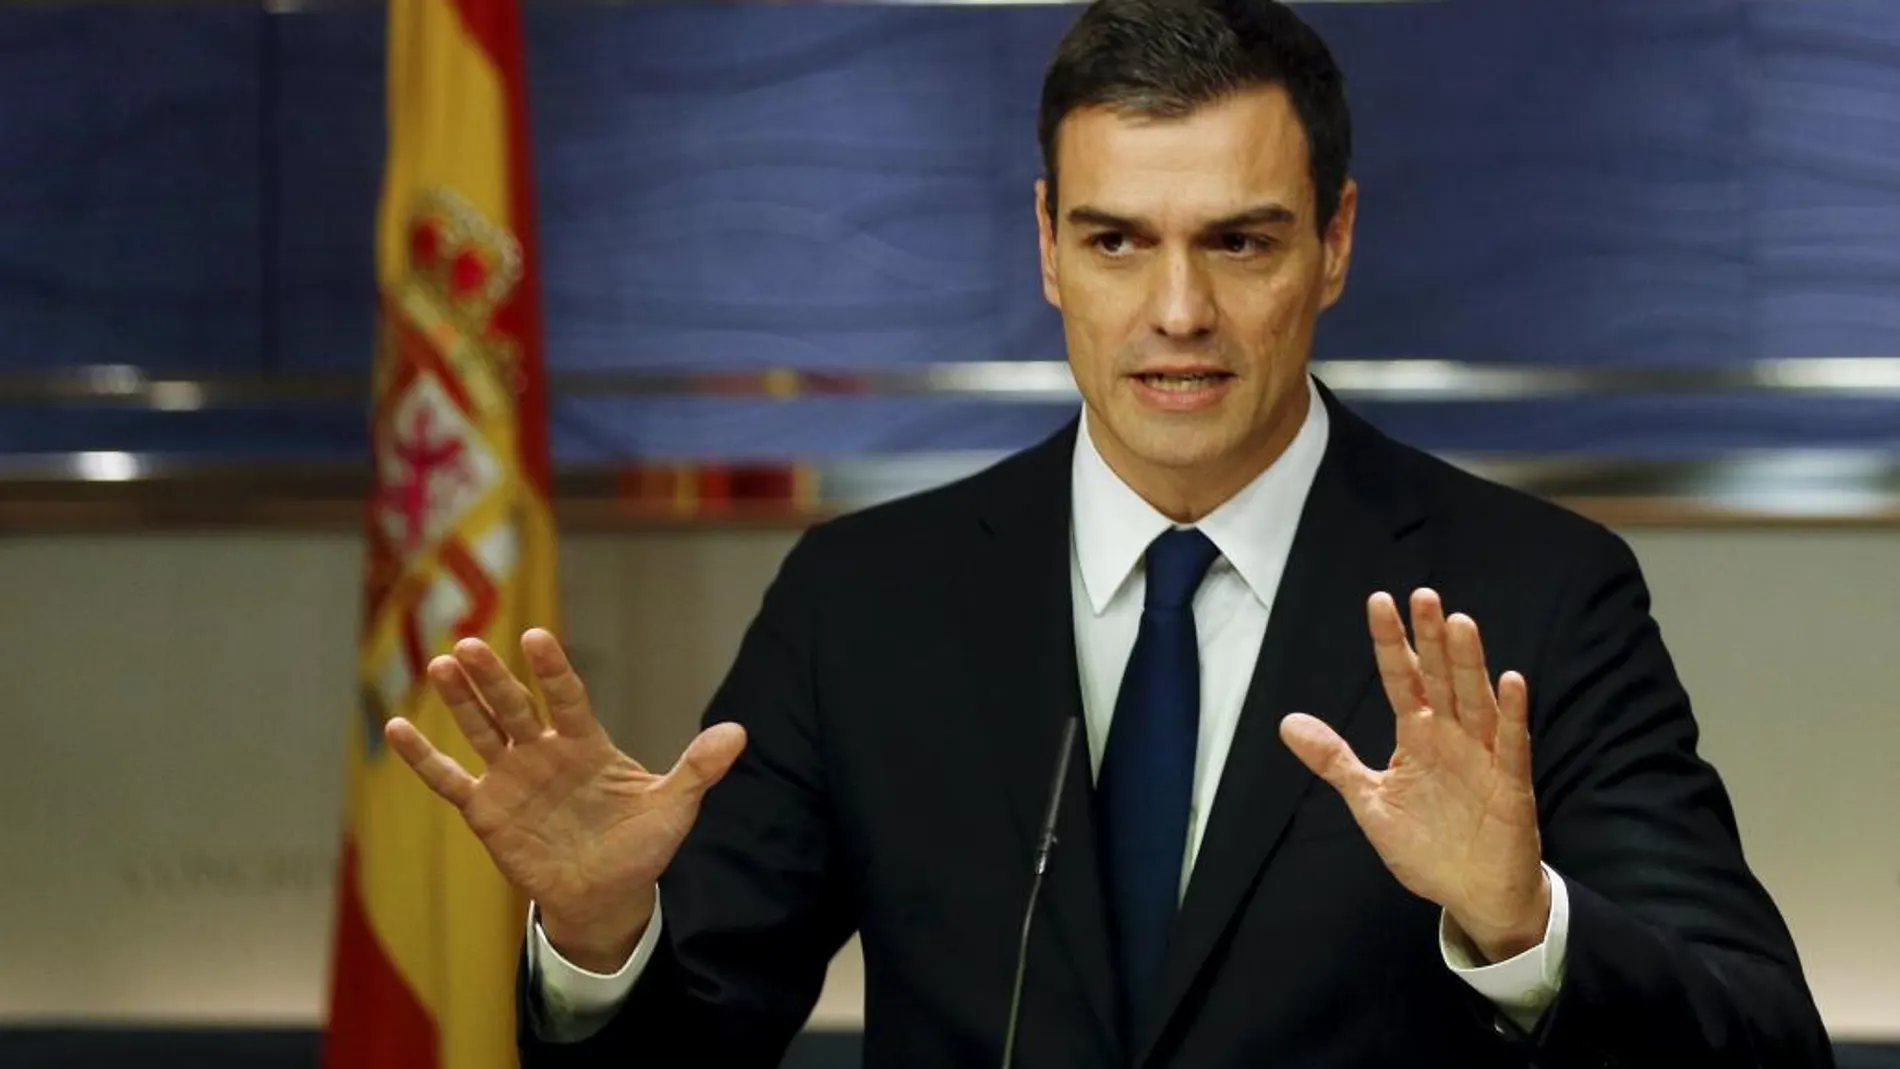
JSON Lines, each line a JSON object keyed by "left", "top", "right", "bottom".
{"left": 461, "top": 732, "right": 682, "bottom": 920}
{"left": 384, "top": 628, "right": 745, "bottom": 931}
{"left": 1357, "top": 709, "right": 1539, "bottom": 930}
{"left": 1282, "top": 589, "right": 1545, "bottom": 956}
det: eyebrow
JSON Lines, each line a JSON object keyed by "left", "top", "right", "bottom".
{"left": 1206, "top": 204, "right": 1298, "bottom": 230}
{"left": 1064, "top": 203, "right": 1299, "bottom": 235}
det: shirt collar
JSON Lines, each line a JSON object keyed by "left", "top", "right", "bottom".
{"left": 1071, "top": 375, "right": 1330, "bottom": 615}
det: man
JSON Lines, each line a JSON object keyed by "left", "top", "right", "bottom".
{"left": 386, "top": 0, "right": 1833, "bottom": 1064}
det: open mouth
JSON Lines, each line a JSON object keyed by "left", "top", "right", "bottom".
{"left": 1132, "top": 371, "right": 1234, "bottom": 391}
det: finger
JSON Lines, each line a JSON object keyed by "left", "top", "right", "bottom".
{"left": 1279, "top": 713, "right": 1378, "bottom": 810}
{"left": 385, "top": 716, "right": 477, "bottom": 809}
{"left": 657, "top": 723, "right": 748, "bottom": 805}
{"left": 1409, "top": 589, "right": 1460, "bottom": 727}
{"left": 1366, "top": 593, "right": 1429, "bottom": 752}
{"left": 1495, "top": 671, "right": 1533, "bottom": 786}
{"left": 453, "top": 637, "right": 544, "bottom": 745}
{"left": 426, "top": 654, "right": 507, "bottom": 764}
{"left": 521, "top": 628, "right": 602, "bottom": 740}
{"left": 1445, "top": 613, "right": 1499, "bottom": 745}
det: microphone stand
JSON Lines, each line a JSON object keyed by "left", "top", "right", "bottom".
{"left": 1000, "top": 716, "right": 1081, "bottom": 1069}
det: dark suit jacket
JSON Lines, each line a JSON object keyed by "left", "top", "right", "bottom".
{"left": 519, "top": 383, "right": 1831, "bottom": 1068}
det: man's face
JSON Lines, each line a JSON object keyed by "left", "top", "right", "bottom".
{"left": 1037, "top": 84, "right": 1357, "bottom": 515}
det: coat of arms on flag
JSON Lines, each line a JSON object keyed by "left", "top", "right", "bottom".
{"left": 359, "top": 189, "right": 528, "bottom": 756}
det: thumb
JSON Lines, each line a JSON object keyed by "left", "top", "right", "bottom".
{"left": 1280, "top": 713, "right": 1374, "bottom": 805}
{"left": 662, "top": 722, "right": 748, "bottom": 802}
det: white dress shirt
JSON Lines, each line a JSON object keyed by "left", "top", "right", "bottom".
{"left": 528, "top": 375, "right": 1569, "bottom": 1042}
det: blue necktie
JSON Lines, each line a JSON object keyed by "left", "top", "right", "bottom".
{"left": 1097, "top": 527, "right": 1221, "bottom": 1037}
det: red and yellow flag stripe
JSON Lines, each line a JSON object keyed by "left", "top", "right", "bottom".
{"left": 324, "top": 1, "right": 553, "bottom": 1067}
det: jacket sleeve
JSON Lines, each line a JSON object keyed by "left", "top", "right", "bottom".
{"left": 1516, "top": 531, "right": 1833, "bottom": 1069}
{"left": 517, "top": 525, "right": 857, "bottom": 1068}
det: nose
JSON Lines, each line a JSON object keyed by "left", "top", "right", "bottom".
{"left": 1148, "top": 248, "right": 1217, "bottom": 341}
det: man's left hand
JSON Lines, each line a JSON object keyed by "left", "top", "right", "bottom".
{"left": 1280, "top": 588, "right": 1550, "bottom": 963}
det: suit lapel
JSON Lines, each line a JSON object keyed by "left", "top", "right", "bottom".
{"left": 1135, "top": 391, "right": 1431, "bottom": 1065}
{"left": 959, "top": 420, "right": 1125, "bottom": 1065}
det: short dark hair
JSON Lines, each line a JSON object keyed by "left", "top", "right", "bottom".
{"left": 1037, "top": 0, "right": 1353, "bottom": 235}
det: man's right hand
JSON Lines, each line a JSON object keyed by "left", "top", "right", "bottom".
{"left": 384, "top": 627, "right": 747, "bottom": 973}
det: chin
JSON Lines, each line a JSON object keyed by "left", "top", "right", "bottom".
{"left": 1120, "top": 422, "right": 1240, "bottom": 473}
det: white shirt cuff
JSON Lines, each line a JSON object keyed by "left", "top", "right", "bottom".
{"left": 1440, "top": 863, "right": 1570, "bottom": 1034}
{"left": 525, "top": 892, "right": 665, "bottom": 1043}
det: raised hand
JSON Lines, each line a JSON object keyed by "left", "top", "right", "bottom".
{"left": 384, "top": 627, "right": 746, "bottom": 972}
{"left": 1279, "top": 589, "right": 1549, "bottom": 963}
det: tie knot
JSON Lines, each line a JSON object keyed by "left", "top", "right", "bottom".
{"left": 1143, "top": 528, "right": 1219, "bottom": 610}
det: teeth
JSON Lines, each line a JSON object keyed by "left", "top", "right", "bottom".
{"left": 1142, "top": 374, "right": 1221, "bottom": 391}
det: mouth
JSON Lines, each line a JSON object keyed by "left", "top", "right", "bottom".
{"left": 1129, "top": 370, "right": 1235, "bottom": 391}
{"left": 1125, "top": 368, "right": 1236, "bottom": 412}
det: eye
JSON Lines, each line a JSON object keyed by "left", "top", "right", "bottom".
{"left": 1087, "top": 232, "right": 1131, "bottom": 256}
{"left": 1217, "top": 232, "right": 1274, "bottom": 256}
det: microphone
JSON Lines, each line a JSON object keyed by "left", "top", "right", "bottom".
{"left": 1000, "top": 715, "right": 1081, "bottom": 1069}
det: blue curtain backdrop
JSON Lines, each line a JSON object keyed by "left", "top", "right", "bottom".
{"left": 2, "top": 0, "right": 1899, "bottom": 462}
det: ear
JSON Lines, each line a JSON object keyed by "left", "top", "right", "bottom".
{"left": 1318, "top": 178, "right": 1358, "bottom": 312}
{"left": 1035, "top": 178, "right": 1061, "bottom": 310}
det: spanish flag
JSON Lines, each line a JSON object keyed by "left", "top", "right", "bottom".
{"left": 322, "top": 0, "right": 553, "bottom": 1065}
